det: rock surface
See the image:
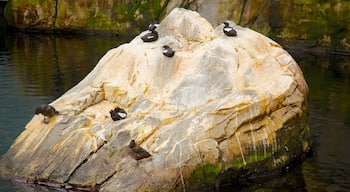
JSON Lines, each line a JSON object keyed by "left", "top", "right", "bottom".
{"left": 0, "top": 8, "right": 310, "bottom": 191}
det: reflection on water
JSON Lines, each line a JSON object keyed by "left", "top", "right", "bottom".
{"left": 0, "top": 30, "right": 350, "bottom": 191}
{"left": 291, "top": 51, "right": 350, "bottom": 192}
{"left": 2, "top": 32, "right": 128, "bottom": 98}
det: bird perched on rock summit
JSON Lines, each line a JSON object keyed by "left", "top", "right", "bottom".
{"left": 109, "top": 107, "right": 127, "bottom": 121}
{"left": 223, "top": 21, "right": 237, "bottom": 37}
{"left": 35, "top": 104, "right": 59, "bottom": 124}
{"left": 128, "top": 139, "right": 151, "bottom": 160}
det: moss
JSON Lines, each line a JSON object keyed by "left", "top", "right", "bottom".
{"left": 187, "top": 145, "right": 297, "bottom": 189}
{"left": 230, "top": 150, "right": 274, "bottom": 170}
{"left": 247, "top": 150, "right": 273, "bottom": 164}
{"left": 189, "top": 162, "right": 223, "bottom": 188}
{"left": 232, "top": 156, "right": 245, "bottom": 169}
{"left": 204, "top": 112, "right": 310, "bottom": 188}
{"left": 203, "top": 163, "right": 223, "bottom": 184}
{"left": 187, "top": 141, "right": 300, "bottom": 190}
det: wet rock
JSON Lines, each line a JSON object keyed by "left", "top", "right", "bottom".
{"left": 0, "top": 8, "right": 310, "bottom": 191}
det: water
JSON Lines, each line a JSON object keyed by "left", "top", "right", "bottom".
{"left": 291, "top": 51, "right": 350, "bottom": 192}
{"left": 0, "top": 30, "right": 349, "bottom": 191}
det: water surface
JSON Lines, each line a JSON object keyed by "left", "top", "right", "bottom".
{"left": 292, "top": 51, "right": 350, "bottom": 192}
{"left": 0, "top": 30, "right": 349, "bottom": 191}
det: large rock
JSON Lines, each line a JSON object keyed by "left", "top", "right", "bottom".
{"left": 0, "top": 8, "right": 310, "bottom": 191}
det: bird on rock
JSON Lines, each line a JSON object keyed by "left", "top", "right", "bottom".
{"left": 141, "top": 30, "right": 158, "bottom": 42}
{"left": 141, "top": 22, "right": 159, "bottom": 42}
{"left": 128, "top": 139, "right": 151, "bottom": 160}
{"left": 109, "top": 107, "right": 127, "bottom": 121}
{"left": 223, "top": 21, "right": 237, "bottom": 37}
{"left": 35, "top": 104, "right": 59, "bottom": 124}
{"left": 148, "top": 22, "right": 159, "bottom": 31}
{"left": 162, "top": 45, "right": 175, "bottom": 57}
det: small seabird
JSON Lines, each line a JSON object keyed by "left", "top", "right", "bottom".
{"left": 223, "top": 21, "right": 237, "bottom": 37}
{"left": 162, "top": 45, "right": 175, "bottom": 57}
{"left": 148, "top": 22, "right": 159, "bottom": 31}
{"left": 128, "top": 140, "right": 151, "bottom": 160}
{"left": 35, "top": 104, "right": 59, "bottom": 124}
{"left": 109, "top": 107, "right": 127, "bottom": 121}
{"left": 141, "top": 30, "right": 159, "bottom": 42}
{"left": 141, "top": 22, "right": 159, "bottom": 42}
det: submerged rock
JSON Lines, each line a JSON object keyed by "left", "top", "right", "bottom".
{"left": 0, "top": 8, "right": 310, "bottom": 191}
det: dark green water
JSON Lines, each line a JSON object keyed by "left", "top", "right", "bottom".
{"left": 0, "top": 30, "right": 349, "bottom": 191}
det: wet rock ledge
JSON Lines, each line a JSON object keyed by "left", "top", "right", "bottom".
{"left": 0, "top": 8, "right": 310, "bottom": 191}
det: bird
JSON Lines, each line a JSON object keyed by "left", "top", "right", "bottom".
{"left": 162, "top": 45, "right": 175, "bottom": 57}
{"left": 223, "top": 21, "right": 237, "bottom": 37}
{"left": 35, "top": 104, "right": 59, "bottom": 124}
{"left": 128, "top": 139, "right": 151, "bottom": 160}
{"left": 141, "top": 30, "right": 159, "bottom": 42}
{"left": 148, "top": 22, "right": 159, "bottom": 31}
{"left": 141, "top": 22, "right": 159, "bottom": 42}
{"left": 109, "top": 107, "right": 127, "bottom": 121}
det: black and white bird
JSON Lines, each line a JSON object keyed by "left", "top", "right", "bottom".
{"left": 141, "top": 30, "right": 158, "bottom": 42}
{"left": 162, "top": 45, "right": 175, "bottom": 57}
{"left": 109, "top": 107, "right": 127, "bottom": 121}
{"left": 141, "top": 22, "right": 159, "bottom": 42}
{"left": 223, "top": 21, "right": 237, "bottom": 37}
{"left": 128, "top": 139, "right": 151, "bottom": 160}
{"left": 35, "top": 104, "right": 59, "bottom": 124}
{"left": 148, "top": 22, "right": 159, "bottom": 31}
